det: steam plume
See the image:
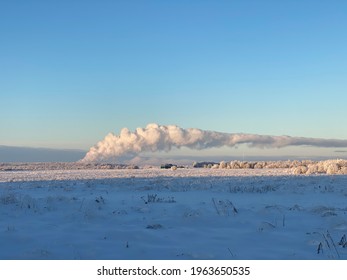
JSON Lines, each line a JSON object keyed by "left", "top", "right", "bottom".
{"left": 81, "top": 123, "right": 347, "bottom": 162}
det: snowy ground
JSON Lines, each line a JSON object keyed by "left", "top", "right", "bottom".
{"left": 1, "top": 167, "right": 347, "bottom": 260}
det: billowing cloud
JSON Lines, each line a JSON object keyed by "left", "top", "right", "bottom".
{"left": 81, "top": 123, "right": 347, "bottom": 162}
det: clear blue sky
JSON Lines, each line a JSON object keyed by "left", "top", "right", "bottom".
{"left": 1, "top": 0, "right": 347, "bottom": 158}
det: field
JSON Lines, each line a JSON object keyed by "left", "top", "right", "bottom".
{"left": 1, "top": 166, "right": 347, "bottom": 260}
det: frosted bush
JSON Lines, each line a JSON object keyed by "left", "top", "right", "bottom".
{"left": 230, "top": 161, "right": 240, "bottom": 169}
{"left": 192, "top": 159, "right": 347, "bottom": 174}
{"left": 212, "top": 164, "right": 219, "bottom": 169}
{"left": 254, "top": 162, "right": 265, "bottom": 169}
{"left": 336, "top": 159, "right": 347, "bottom": 167}
{"left": 339, "top": 166, "right": 347, "bottom": 174}
{"left": 293, "top": 166, "right": 308, "bottom": 175}
{"left": 292, "top": 167, "right": 301, "bottom": 175}
{"left": 306, "top": 164, "right": 318, "bottom": 174}
{"left": 266, "top": 162, "right": 281, "bottom": 169}
{"left": 317, "top": 163, "right": 326, "bottom": 173}
{"left": 290, "top": 161, "right": 302, "bottom": 168}
{"left": 326, "top": 163, "right": 339, "bottom": 175}
{"left": 302, "top": 160, "right": 314, "bottom": 166}
{"left": 293, "top": 159, "right": 347, "bottom": 175}
{"left": 243, "top": 162, "right": 254, "bottom": 169}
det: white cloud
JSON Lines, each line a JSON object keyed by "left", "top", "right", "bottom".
{"left": 81, "top": 123, "right": 347, "bottom": 162}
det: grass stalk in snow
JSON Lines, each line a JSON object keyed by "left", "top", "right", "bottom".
{"left": 338, "top": 234, "right": 347, "bottom": 247}
{"left": 212, "top": 198, "right": 238, "bottom": 216}
{"left": 212, "top": 198, "right": 221, "bottom": 216}
{"left": 226, "top": 200, "right": 238, "bottom": 214}
{"left": 141, "top": 194, "right": 176, "bottom": 204}
{"left": 326, "top": 231, "right": 340, "bottom": 259}
{"left": 79, "top": 198, "right": 85, "bottom": 211}
{"left": 317, "top": 242, "right": 323, "bottom": 254}
{"left": 321, "top": 231, "right": 340, "bottom": 259}
{"left": 227, "top": 247, "right": 234, "bottom": 257}
{"left": 282, "top": 215, "right": 286, "bottom": 227}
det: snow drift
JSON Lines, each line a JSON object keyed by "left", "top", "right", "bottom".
{"left": 82, "top": 123, "right": 347, "bottom": 162}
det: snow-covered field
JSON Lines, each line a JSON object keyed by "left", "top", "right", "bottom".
{"left": 1, "top": 167, "right": 347, "bottom": 260}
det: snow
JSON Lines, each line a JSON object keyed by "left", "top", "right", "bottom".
{"left": 1, "top": 167, "right": 347, "bottom": 260}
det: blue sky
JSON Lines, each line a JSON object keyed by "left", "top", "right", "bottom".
{"left": 1, "top": 0, "right": 347, "bottom": 160}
